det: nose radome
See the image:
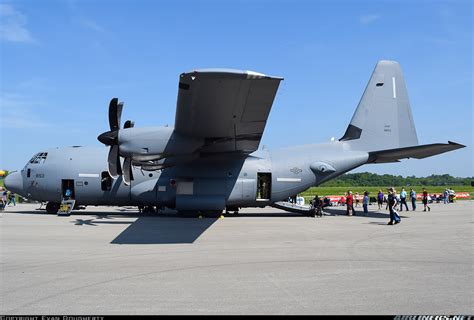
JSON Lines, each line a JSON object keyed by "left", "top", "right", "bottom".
{"left": 4, "top": 171, "right": 24, "bottom": 195}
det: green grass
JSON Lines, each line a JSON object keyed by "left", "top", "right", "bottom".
{"left": 1, "top": 176, "right": 472, "bottom": 202}
{"left": 300, "top": 185, "right": 474, "bottom": 201}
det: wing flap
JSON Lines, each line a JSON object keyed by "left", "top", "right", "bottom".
{"left": 175, "top": 69, "right": 282, "bottom": 154}
{"left": 241, "top": 79, "right": 279, "bottom": 122}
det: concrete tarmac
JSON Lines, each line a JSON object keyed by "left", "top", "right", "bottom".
{"left": 1, "top": 201, "right": 472, "bottom": 315}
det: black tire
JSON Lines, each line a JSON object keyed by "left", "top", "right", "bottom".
{"left": 142, "top": 206, "right": 156, "bottom": 214}
{"left": 46, "top": 202, "right": 60, "bottom": 214}
{"left": 177, "top": 210, "right": 199, "bottom": 218}
{"left": 201, "top": 210, "right": 223, "bottom": 218}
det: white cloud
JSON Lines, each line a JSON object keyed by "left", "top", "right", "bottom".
{"left": 0, "top": 4, "right": 35, "bottom": 43}
{"left": 359, "top": 14, "right": 381, "bottom": 25}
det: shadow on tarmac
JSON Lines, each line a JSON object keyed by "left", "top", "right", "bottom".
{"left": 7, "top": 205, "right": 409, "bottom": 244}
{"left": 72, "top": 211, "right": 220, "bottom": 245}
{"left": 107, "top": 209, "right": 301, "bottom": 244}
{"left": 110, "top": 216, "right": 218, "bottom": 245}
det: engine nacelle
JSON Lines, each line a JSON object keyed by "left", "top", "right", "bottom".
{"left": 118, "top": 127, "right": 201, "bottom": 161}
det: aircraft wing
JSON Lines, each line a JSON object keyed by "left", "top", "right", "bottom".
{"left": 174, "top": 69, "right": 283, "bottom": 154}
{"left": 367, "top": 141, "right": 465, "bottom": 163}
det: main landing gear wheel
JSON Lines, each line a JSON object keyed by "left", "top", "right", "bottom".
{"left": 204, "top": 211, "right": 224, "bottom": 218}
{"left": 46, "top": 202, "right": 60, "bottom": 214}
{"left": 138, "top": 206, "right": 157, "bottom": 214}
{"left": 177, "top": 210, "right": 199, "bottom": 218}
{"left": 225, "top": 207, "right": 239, "bottom": 216}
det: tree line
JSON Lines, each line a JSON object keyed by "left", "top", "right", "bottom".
{"left": 321, "top": 172, "right": 473, "bottom": 187}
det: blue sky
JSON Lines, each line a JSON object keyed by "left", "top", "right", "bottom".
{"left": 0, "top": 0, "right": 472, "bottom": 177}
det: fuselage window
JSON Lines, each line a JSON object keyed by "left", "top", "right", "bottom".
{"left": 27, "top": 168, "right": 31, "bottom": 178}
{"left": 101, "top": 171, "right": 112, "bottom": 191}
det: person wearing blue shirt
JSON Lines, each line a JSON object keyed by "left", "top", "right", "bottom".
{"left": 399, "top": 188, "right": 409, "bottom": 211}
{"left": 362, "top": 191, "right": 369, "bottom": 215}
{"left": 64, "top": 188, "right": 72, "bottom": 200}
{"left": 410, "top": 188, "right": 417, "bottom": 211}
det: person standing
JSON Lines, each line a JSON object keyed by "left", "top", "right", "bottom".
{"left": 310, "top": 195, "right": 321, "bottom": 217}
{"left": 7, "top": 191, "right": 16, "bottom": 206}
{"left": 443, "top": 188, "right": 449, "bottom": 204}
{"left": 346, "top": 191, "right": 353, "bottom": 216}
{"left": 351, "top": 191, "right": 357, "bottom": 215}
{"left": 377, "top": 190, "right": 384, "bottom": 210}
{"left": 355, "top": 192, "right": 360, "bottom": 207}
{"left": 422, "top": 188, "right": 431, "bottom": 212}
{"left": 410, "top": 188, "right": 417, "bottom": 211}
{"left": 0, "top": 188, "right": 6, "bottom": 210}
{"left": 362, "top": 191, "right": 369, "bottom": 215}
{"left": 64, "top": 188, "right": 72, "bottom": 201}
{"left": 448, "top": 188, "right": 455, "bottom": 203}
{"left": 399, "top": 188, "right": 409, "bottom": 211}
{"left": 387, "top": 188, "right": 401, "bottom": 225}
{"left": 315, "top": 195, "right": 323, "bottom": 217}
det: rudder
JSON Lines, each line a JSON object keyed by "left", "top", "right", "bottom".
{"left": 340, "top": 60, "right": 418, "bottom": 151}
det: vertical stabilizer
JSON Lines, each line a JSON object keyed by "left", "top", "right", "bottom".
{"left": 340, "top": 60, "right": 418, "bottom": 151}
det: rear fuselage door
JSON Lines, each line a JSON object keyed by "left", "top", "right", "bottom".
{"left": 256, "top": 172, "right": 272, "bottom": 201}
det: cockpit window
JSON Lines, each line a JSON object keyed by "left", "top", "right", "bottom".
{"left": 29, "top": 152, "right": 48, "bottom": 164}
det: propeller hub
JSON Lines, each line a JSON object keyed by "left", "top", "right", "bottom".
{"left": 97, "top": 130, "right": 118, "bottom": 146}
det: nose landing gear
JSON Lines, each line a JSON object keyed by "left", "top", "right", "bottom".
{"left": 46, "top": 202, "right": 60, "bottom": 214}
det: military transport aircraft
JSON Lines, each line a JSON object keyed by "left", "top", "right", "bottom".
{"left": 4, "top": 60, "right": 465, "bottom": 215}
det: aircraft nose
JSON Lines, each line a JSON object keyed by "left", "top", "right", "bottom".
{"left": 4, "top": 171, "right": 24, "bottom": 195}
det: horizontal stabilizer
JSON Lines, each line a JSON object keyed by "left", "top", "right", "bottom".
{"left": 368, "top": 141, "right": 465, "bottom": 163}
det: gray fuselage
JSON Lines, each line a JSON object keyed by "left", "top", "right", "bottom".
{"left": 10, "top": 140, "right": 368, "bottom": 212}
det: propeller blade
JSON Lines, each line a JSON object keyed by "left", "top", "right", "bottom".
{"left": 108, "top": 98, "right": 123, "bottom": 131}
{"left": 124, "top": 120, "right": 135, "bottom": 129}
{"left": 123, "top": 157, "right": 134, "bottom": 185}
{"left": 108, "top": 145, "right": 122, "bottom": 177}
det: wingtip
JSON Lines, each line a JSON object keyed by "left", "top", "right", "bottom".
{"left": 447, "top": 141, "right": 466, "bottom": 148}
{"left": 181, "top": 68, "right": 283, "bottom": 80}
